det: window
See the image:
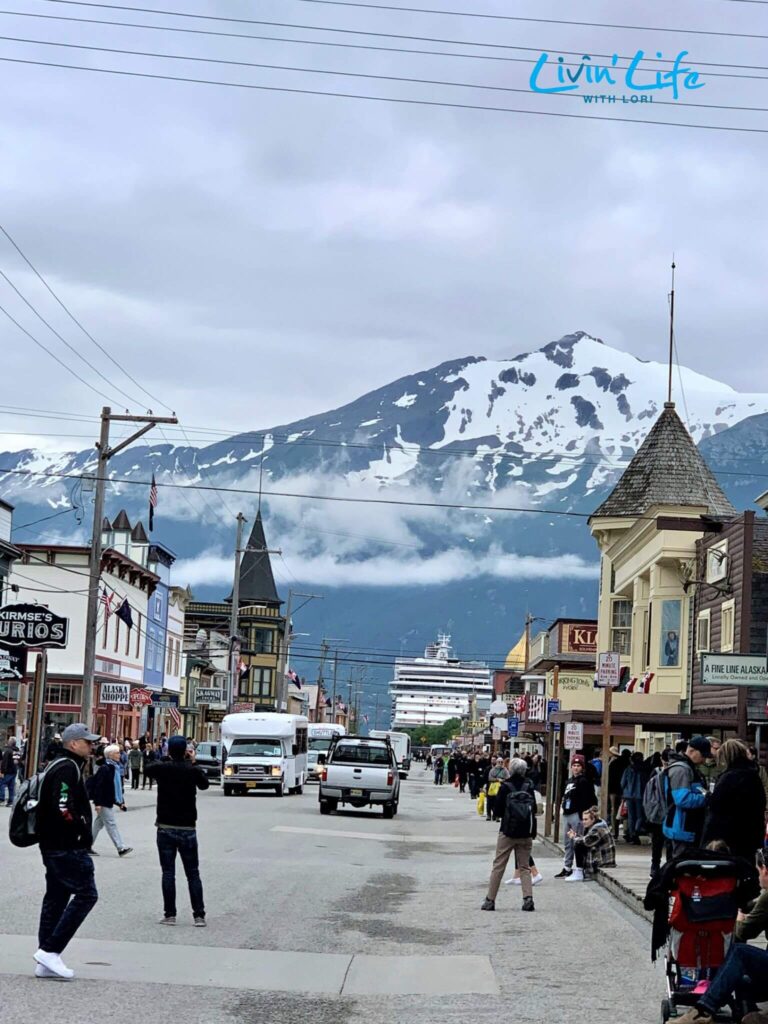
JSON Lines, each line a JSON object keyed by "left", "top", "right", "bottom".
{"left": 114, "top": 616, "right": 120, "bottom": 654}
{"left": 721, "top": 600, "right": 735, "bottom": 653}
{"left": 166, "top": 637, "right": 174, "bottom": 675}
{"left": 706, "top": 541, "right": 728, "bottom": 584}
{"left": 697, "top": 610, "right": 711, "bottom": 653}
{"left": 174, "top": 639, "right": 180, "bottom": 676}
{"left": 246, "top": 667, "right": 273, "bottom": 698}
{"left": 659, "top": 600, "right": 682, "bottom": 668}
{"left": 46, "top": 683, "right": 82, "bottom": 705}
{"left": 154, "top": 594, "right": 162, "bottom": 619}
{"left": 611, "top": 599, "right": 632, "bottom": 656}
{"left": 250, "top": 628, "right": 273, "bottom": 655}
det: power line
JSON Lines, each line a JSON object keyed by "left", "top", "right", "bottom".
{"left": 0, "top": 296, "right": 115, "bottom": 403}
{"left": 38, "top": 0, "right": 768, "bottom": 43}
{"left": 16, "top": 5, "right": 768, "bottom": 83}
{"left": 12, "top": 505, "right": 78, "bottom": 532}
{"left": 8, "top": 32, "right": 768, "bottom": 115}
{"left": 4, "top": 53, "right": 768, "bottom": 134}
{"left": 0, "top": 221, "right": 173, "bottom": 414}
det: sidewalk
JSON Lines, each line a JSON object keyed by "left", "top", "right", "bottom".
{"left": 540, "top": 832, "right": 653, "bottom": 922}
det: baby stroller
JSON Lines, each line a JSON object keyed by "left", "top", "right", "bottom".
{"left": 645, "top": 851, "right": 755, "bottom": 1023}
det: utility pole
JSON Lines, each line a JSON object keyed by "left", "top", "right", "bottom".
{"left": 227, "top": 513, "right": 247, "bottom": 711}
{"left": 276, "top": 589, "right": 322, "bottom": 712}
{"left": 82, "top": 406, "right": 178, "bottom": 728}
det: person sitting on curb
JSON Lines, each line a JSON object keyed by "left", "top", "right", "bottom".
{"left": 674, "top": 848, "right": 768, "bottom": 1024}
{"left": 556, "top": 754, "right": 597, "bottom": 878}
{"left": 566, "top": 806, "right": 616, "bottom": 882}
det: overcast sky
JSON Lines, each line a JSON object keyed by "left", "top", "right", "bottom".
{"left": 2, "top": 0, "right": 768, "bottom": 453}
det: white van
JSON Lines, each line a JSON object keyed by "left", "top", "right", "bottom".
{"left": 307, "top": 723, "right": 347, "bottom": 782}
{"left": 369, "top": 730, "right": 412, "bottom": 779}
{"left": 221, "top": 712, "right": 308, "bottom": 797}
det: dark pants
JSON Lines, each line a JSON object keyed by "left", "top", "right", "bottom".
{"left": 38, "top": 849, "right": 98, "bottom": 954}
{"left": 157, "top": 827, "right": 205, "bottom": 919}
{"left": 0, "top": 772, "right": 16, "bottom": 804}
{"left": 700, "top": 943, "right": 768, "bottom": 1014}
{"left": 131, "top": 773, "right": 140, "bottom": 790}
{"left": 458, "top": 774, "right": 467, "bottom": 793}
{"left": 468, "top": 775, "right": 480, "bottom": 799}
{"left": 625, "top": 797, "right": 644, "bottom": 841}
{"left": 142, "top": 774, "right": 154, "bottom": 789}
{"left": 648, "top": 823, "right": 666, "bottom": 874}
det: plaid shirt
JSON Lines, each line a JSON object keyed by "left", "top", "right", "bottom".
{"left": 574, "top": 820, "right": 616, "bottom": 877}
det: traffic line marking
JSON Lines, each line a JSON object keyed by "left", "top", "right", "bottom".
{"left": 271, "top": 825, "right": 490, "bottom": 845}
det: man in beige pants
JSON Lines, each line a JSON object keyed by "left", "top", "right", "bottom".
{"left": 481, "top": 757, "right": 537, "bottom": 912}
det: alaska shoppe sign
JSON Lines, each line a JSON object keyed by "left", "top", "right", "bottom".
{"left": 0, "top": 604, "right": 69, "bottom": 648}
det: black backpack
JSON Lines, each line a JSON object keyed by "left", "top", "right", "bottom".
{"left": 500, "top": 780, "right": 537, "bottom": 840}
{"left": 8, "top": 759, "right": 66, "bottom": 848}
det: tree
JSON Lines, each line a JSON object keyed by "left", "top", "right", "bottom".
{"left": 404, "top": 718, "right": 462, "bottom": 748}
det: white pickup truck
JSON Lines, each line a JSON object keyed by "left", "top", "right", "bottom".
{"left": 318, "top": 737, "right": 400, "bottom": 818}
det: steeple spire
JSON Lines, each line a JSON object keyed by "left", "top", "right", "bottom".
{"left": 667, "top": 257, "right": 676, "bottom": 407}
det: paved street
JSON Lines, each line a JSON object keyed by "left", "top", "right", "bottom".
{"left": 2, "top": 770, "right": 661, "bottom": 1023}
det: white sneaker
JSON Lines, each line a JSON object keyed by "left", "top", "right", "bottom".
{"left": 565, "top": 868, "right": 585, "bottom": 882}
{"left": 33, "top": 949, "right": 74, "bottom": 979}
{"left": 35, "top": 963, "right": 69, "bottom": 980}
{"left": 532, "top": 873, "right": 544, "bottom": 886}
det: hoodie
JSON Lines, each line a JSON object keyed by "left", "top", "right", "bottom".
{"left": 701, "top": 756, "right": 766, "bottom": 859}
{"left": 662, "top": 752, "right": 707, "bottom": 845}
{"left": 561, "top": 773, "right": 597, "bottom": 816}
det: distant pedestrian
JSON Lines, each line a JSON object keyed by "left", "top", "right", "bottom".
{"left": 486, "top": 756, "right": 509, "bottom": 821}
{"left": 44, "top": 733, "right": 63, "bottom": 766}
{"left": 447, "top": 752, "right": 457, "bottom": 786}
{"left": 434, "top": 755, "right": 444, "bottom": 786}
{"left": 608, "top": 748, "right": 630, "bottom": 839}
{"left": 621, "top": 751, "right": 649, "bottom": 845}
{"left": 481, "top": 758, "right": 539, "bottom": 913}
{"left": 128, "top": 742, "right": 142, "bottom": 790}
{"left": 142, "top": 743, "right": 157, "bottom": 789}
{"left": 0, "top": 735, "right": 19, "bottom": 806}
{"left": 556, "top": 754, "right": 597, "bottom": 878}
{"left": 145, "top": 735, "right": 210, "bottom": 926}
{"left": 33, "top": 722, "right": 100, "bottom": 980}
{"left": 90, "top": 744, "right": 133, "bottom": 857}
{"left": 702, "top": 739, "right": 766, "bottom": 861}
{"left": 643, "top": 748, "right": 672, "bottom": 878}
{"left": 457, "top": 753, "right": 468, "bottom": 793}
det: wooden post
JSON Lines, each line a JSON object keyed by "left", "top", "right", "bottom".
{"left": 544, "top": 665, "right": 559, "bottom": 838}
{"left": 27, "top": 650, "right": 48, "bottom": 775}
{"left": 600, "top": 683, "right": 612, "bottom": 822}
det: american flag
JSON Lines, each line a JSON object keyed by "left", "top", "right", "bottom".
{"left": 169, "top": 705, "right": 181, "bottom": 729}
{"left": 100, "top": 588, "right": 114, "bottom": 620}
{"left": 149, "top": 473, "right": 158, "bottom": 532}
{"left": 286, "top": 669, "right": 301, "bottom": 689}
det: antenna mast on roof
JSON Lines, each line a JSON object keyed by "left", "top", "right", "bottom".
{"left": 667, "top": 257, "right": 676, "bottom": 406}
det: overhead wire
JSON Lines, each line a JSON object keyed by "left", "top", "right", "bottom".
{"left": 7, "top": 32, "right": 768, "bottom": 115}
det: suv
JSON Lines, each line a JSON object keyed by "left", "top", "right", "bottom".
{"left": 318, "top": 737, "right": 400, "bottom": 818}
{"left": 195, "top": 741, "right": 221, "bottom": 784}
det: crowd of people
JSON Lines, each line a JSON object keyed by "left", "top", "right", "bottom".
{"left": 5, "top": 723, "right": 210, "bottom": 981}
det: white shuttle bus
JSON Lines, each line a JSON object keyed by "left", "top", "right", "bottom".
{"left": 307, "top": 723, "right": 347, "bottom": 782}
{"left": 369, "top": 730, "right": 412, "bottom": 779}
{"left": 221, "top": 712, "right": 308, "bottom": 797}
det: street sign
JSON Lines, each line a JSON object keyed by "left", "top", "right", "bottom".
{"left": 700, "top": 653, "right": 768, "bottom": 687}
{"left": 195, "top": 687, "right": 224, "bottom": 705}
{"left": 489, "top": 699, "right": 508, "bottom": 715}
{"left": 232, "top": 702, "right": 255, "bottom": 714}
{"left": 100, "top": 682, "right": 130, "bottom": 705}
{"left": 597, "top": 651, "right": 621, "bottom": 688}
{"left": 0, "top": 644, "right": 25, "bottom": 681}
{"left": 129, "top": 687, "right": 154, "bottom": 707}
{"left": 547, "top": 698, "right": 560, "bottom": 719}
{"left": 507, "top": 718, "right": 519, "bottom": 737}
{"left": 0, "top": 604, "right": 69, "bottom": 648}
{"left": 492, "top": 716, "right": 508, "bottom": 733}
{"left": 205, "top": 707, "right": 226, "bottom": 723}
{"left": 564, "top": 722, "right": 584, "bottom": 750}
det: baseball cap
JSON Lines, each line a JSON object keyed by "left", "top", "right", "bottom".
{"left": 687, "top": 735, "right": 712, "bottom": 757}
{"left": 61, "top": 723, "right": 100, "bottom": 743}
{"left": 571, "top": 754, "right": 585, "bottom": 765}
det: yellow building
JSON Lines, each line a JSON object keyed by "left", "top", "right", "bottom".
{"left": 588, "top": 400, "right": 737, "bottom": 742}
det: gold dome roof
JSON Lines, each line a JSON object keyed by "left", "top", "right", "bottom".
{"left": 504, "top": 632, "right": 527, "bottom": 671}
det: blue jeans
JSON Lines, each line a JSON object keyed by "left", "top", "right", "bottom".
{"left": 156, "top": 828, "right": 205, "bottom": 919}
{"left": 0, "top": 772, "right": 15, "bottom": 804}
{"left": 700, "top": 943, "right": 768, "bottom": 1013}
{"left": 38, "top": 849, "right": 98, "bottom": 954}
{"left": 625, "top": 797, "right": 645, "bottom": 840}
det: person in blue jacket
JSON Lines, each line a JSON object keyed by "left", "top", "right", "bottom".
{"left": 662, "top": 735, "right": 710, "bottom": 857}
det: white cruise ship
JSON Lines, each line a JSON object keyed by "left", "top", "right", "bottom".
{"left": 389, "top": 634, "right": 492, "bottom": 729}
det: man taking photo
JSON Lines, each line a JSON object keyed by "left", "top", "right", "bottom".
{"left": 145, "top": 735, "right": 209, "bottom": 926}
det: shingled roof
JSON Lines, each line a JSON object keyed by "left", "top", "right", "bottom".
{"left": 592, "top": 402, "right": 736, "bottom": 520}
{"left": 229, "top": 511, "right": 280, "bottom": 606}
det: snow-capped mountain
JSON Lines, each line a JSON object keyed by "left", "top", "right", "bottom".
{"left": 3, "top": 330, "right": 767, "bottom": 514}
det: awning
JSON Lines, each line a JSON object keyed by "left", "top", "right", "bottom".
{"left": 549, "top": 709, "right": 738, "bottom": 732}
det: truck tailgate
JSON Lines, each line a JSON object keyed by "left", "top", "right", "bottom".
{"left": 325, "top": 764, "right": 389, "bottom": 790}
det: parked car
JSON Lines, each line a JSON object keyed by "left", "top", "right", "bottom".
{"left": 318, "top": 736, "right": 400, "bottom": 818}
{"left": 195, "top": 741, "right": 222, "bottom": 784}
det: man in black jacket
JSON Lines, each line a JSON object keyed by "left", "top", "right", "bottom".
{"left": 556, "top": 754, "right": 597, "bottom": 878}
{"left": 145, "top": 735, "right": 209, "bottom": 926}
{"left": 34, "top": 722, "right": 100, "bottom": 980}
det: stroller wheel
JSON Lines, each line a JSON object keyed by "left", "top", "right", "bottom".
{"left": 661, "top": 998, "right": 672, "bottom": 1022}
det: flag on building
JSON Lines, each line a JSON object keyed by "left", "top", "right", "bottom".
{"left": 238, "top": 659, "right": 249, "bottom": 679}
{"left": 169, "top": 705, "right": 181, "bottom": 729}
{"left": 115, "top": 598, "right": 133, "bottom": 630}
{"left": 100, "top": 588, "right": 114, "bottom": 620}
{"left": 286, "top": 669, "right": 301, "bottom": 689}
{"left": 149, "top": 473, "right": 158, "bottom": 532}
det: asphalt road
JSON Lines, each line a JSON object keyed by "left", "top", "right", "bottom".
{"left": 1, "top": 767, "right": 662, "bottom": 1022}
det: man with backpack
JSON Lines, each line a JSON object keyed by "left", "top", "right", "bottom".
{"left": 24, "top": 722, "right": 100, "bottom": 980}
{"left": 481, "top": 757, "right": 539, "bottom": 913}
{"left": 663, "top": 736, "right": 710, "bottom": 857}
{"left": 643, "top": 748, "right": 671, "bottom": 878}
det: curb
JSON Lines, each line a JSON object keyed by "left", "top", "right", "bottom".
{"left": 538, "top": 834, "right": 652, "bottom": 924}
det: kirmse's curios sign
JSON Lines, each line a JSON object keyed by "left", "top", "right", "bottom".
{"left": 0, "top": 604, "right": 69, "bottom": 648}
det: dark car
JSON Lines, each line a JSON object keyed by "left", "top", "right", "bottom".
{"left": 195, "top": 741, "right": 221, "bottom": 784}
